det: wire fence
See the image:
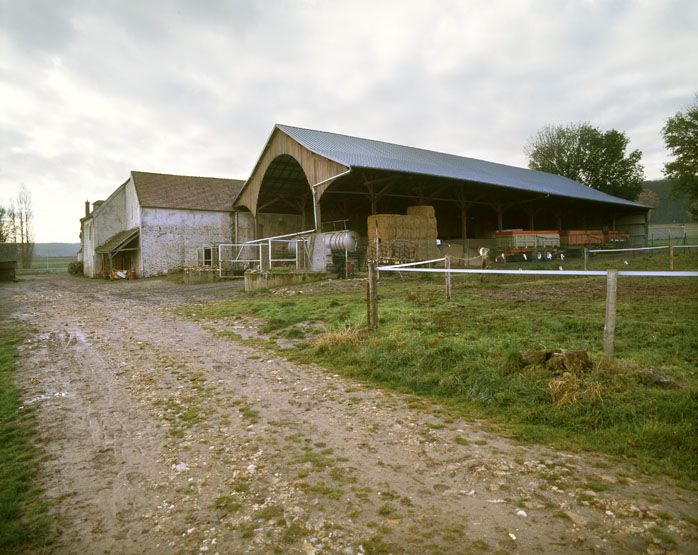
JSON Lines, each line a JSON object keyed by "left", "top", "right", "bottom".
{"left": 648, "top": 224, "right": 698, "bottom": 246}
{"left": 584, "top": 244, "right": 698, "bottom": 272}
{"left": 368, "top": 253, "right": 698, "bottom": 359}
{"left": 15, "top": 256, "right": 75, "bottom": 275}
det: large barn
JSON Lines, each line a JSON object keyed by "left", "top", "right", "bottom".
{"left": 81, "top": 171, "right": 244, "bottom": 278}
{"left": 232, "top": 124, "right": 649, "bottom": 270}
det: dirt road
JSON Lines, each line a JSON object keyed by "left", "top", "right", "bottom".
{"left": 1, "top": 275, "right": 696, "bottom": 554}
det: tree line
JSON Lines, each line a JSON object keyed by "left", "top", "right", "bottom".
{"left": 0, "top": 185, "right": 34, "bottom": 268}
{"left": 524, "top": 94, "right": 698, "bottom": 219}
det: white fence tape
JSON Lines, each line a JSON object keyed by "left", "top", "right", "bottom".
{"left": 377, "top": 266, "right": 698, "bottom": 278}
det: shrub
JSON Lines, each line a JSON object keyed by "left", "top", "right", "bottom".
{"left": 67, "top": 261, "right": 83, "bottom": 275}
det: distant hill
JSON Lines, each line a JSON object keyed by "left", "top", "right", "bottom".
{"left": 640, "top": 180, "right": 693, "bottom": 224}
{"left": 33, "top": 243, "right": 81, "bottom": 257}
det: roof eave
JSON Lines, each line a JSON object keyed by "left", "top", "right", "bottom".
{"left": 347, "top": 164, "right": 646, "bottom": 210}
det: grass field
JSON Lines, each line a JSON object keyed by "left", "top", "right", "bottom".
{"left": 0, "top": 328, "right": 50, "bottom": 551}
{"left": 16, "top": 256, "right": 75, "bottom": 275}
{"left": 189, "top": 271, "right": 698, "bottom": 483}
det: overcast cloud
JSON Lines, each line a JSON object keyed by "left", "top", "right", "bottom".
{"left": 1, "top": 0, "right": 696, "bottom": 242}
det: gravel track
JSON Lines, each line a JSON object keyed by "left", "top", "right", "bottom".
{"left": 1, "top": 275, "right": 696, "bottom": 554}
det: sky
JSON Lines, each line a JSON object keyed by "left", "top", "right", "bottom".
{"left": 1, "top": 0, "right": 696, "bottom": 243}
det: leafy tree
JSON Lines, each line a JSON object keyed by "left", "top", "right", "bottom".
{"left": 525, "top": 123, "right": 645, "bottom": 200}
{"left": 662, "top": 95, "right": 698, "bottom": 219}
{"left": 637, "top": 188, "right": 659, "bottom": 209}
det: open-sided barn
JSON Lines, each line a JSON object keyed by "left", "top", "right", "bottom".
{"left": 232, "top": 124, "right": 650, "bottom": 270}
{"left": 81, "top": 171, "right": 244, "bottom": 278}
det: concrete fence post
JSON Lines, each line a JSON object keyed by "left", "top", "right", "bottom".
{"left": 603, "top": 269, "right": 618, "bottom": 361}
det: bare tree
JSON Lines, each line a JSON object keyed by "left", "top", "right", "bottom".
{"left": 15, "top": 185, "right": 34, "bottom": 268}
{"left": 0, "top": 203, "right": 17, "bottom": 242}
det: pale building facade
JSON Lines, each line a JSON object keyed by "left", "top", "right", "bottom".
{"left": 80, "top": 171, "right": 243, "bottom": 278}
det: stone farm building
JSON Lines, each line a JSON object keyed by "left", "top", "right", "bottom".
{"left": 80, "top": 171, "right": 244, "bottom": 278}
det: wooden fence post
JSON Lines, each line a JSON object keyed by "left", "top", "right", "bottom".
{"left": 445, "top": 255, "right": 452, "bottom": 301}
{"left": 367, "top": 261, "right": 378, "bottom": 329}
{"left": 669, "top": 246, "right": 674, "bottom": 271}
{"left": 603, "top": 269, "right": 618, "bottom": 361}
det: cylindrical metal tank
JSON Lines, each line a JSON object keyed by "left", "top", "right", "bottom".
{"left": 323, "top": 230, "right": 359, "bottom": 252}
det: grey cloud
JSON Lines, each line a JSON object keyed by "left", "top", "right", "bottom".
{"left": 0, "top": 0, "right": 79, "bottom": 53}
{"left": 1, "top": 0, "right": 696, "bottom": 241}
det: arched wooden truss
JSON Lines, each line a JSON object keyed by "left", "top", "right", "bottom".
{"left": 234, "top": 127, "right": 349, "bottom": 218}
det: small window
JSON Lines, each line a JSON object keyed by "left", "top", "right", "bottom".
{"left": 203, "top": 247, "right": 212, "bottom": 267}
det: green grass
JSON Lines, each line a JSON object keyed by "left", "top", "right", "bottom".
{"left": 192, "top": 273, "right": 698, "bottom": 482}
{"left": 16, "top": 256, "right": 75, "bottom": 275}
{"left": 0, "top": 328, "right": 51, "bottom": 551}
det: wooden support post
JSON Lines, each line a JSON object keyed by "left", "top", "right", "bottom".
{"left": 367, "top": 183, "right": 378, "bottom": 215}
{"left": 603, "top": 270, "right": 618, "bottom": 361}
{"left": 460, "top": 204, "right": 468, "bottom": 259}
{"left": 583, "top": 247, "right": 588, "bottom": 271}
{"left": 367, "top": 261, "right": 378, "bottom": 329}
{"left": 669, "top": 246, "right": 674, "bottom": 271}
{"left": 445, "top": 255, "right": 452, "bottom": 301}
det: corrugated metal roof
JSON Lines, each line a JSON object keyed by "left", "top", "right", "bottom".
{"left": 132, "top": 172, "right": 245, "bottom": 212}
{"left": 276, "top": 124, "right": 645, "bottom": 209}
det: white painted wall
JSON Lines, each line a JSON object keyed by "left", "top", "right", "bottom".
{"left": 234, "top": 210, "right": 256, "bottom": 243}
{"left": 81, "top": 218, "right": 95, "bottom": 276}
{"left": 81, "top": 178, "right": 141, "bottom": 277}
{"left": 140, "top": 207, "right": 232, "bottom": 276}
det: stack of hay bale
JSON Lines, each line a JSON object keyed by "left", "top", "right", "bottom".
{"left": 367, "top": 206, "right": 439, "bottom": 262}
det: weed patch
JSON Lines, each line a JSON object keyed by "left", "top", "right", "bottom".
{"left": 0, "top": 328, "right": 51, "bottom": 551}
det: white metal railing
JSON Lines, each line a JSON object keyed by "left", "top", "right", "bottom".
{"left": 215, "top": 237, "right": 312, "bottom": 278}
{"left": 264, "top": 237, "right": 311, "bottom": 270}
{"left": 243, "top": 229, "right": 315, "bottom": 244}
{"left": 217, "top": 243, "right": 263, "bottom": 277}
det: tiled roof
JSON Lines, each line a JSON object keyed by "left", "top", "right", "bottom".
{"left": 132, "top": 172, "right": 245, "bottom": 212}
{"left": 276, "top": 124, "right": 646, "bottom": 209}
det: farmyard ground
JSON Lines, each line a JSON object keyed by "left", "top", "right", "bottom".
{"left": 1, "top": 275, "right": 696, "bottom": 554}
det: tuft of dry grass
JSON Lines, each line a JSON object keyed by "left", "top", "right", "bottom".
{"left": 548, "top": 372, "right": 603, "bottom": 408}
{"left": 310, "top": 326, "right": 362, "bottom": 349}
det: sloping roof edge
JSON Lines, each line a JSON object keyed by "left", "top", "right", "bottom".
{"left": 275, "top": 124, "right": 648, "bottom": 210}
{"left": 95, "top": 228, "right": 139, "bottom": 254}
